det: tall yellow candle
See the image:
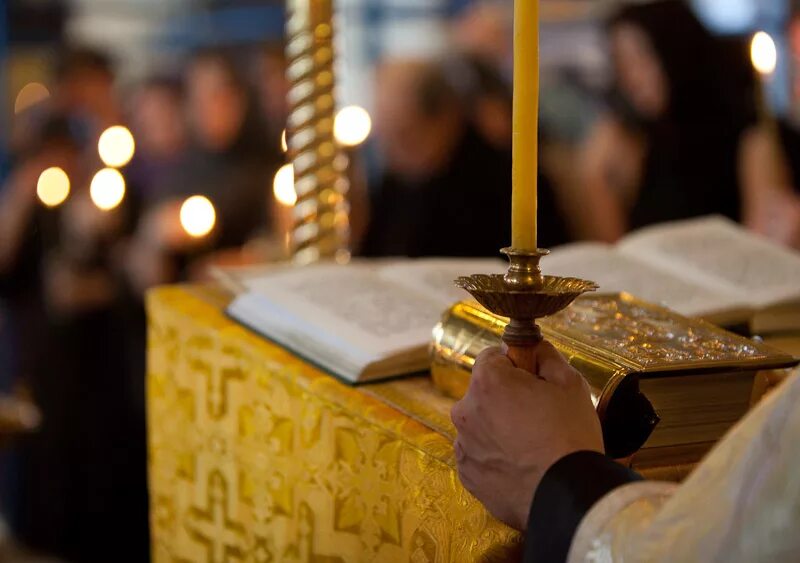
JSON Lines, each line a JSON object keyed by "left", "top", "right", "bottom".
{"left": 511, "top": 0, "right": 539, "bottom": 251}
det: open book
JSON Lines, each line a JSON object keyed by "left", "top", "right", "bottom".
{"left": 543, "top": 216, "right": 800, "bottom": 333}
{"left": 227, "top": 216, "right": 799, "bottom": 383}
{"left": 226, "top": 259, "right": 505, "bottom": 383}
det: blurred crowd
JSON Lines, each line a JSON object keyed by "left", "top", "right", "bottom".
{"left": 0, "top": 0, "right": 799, "bottom": 561}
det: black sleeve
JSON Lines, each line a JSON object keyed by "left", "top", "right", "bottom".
{"left": 523, "top": 451, "right": 642, "bottom": 563}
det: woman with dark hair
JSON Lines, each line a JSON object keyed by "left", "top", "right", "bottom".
{"left": 126, "top": 50, "right": 283, "bottom": 289}
{"left": 579, "top": 0, "right": 759, "bottom": 242}
{"left": 179, "top": 49, "right": 280, "bottom": 249}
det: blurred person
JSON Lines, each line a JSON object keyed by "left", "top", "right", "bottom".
{"left": 124, "top": 50, "right": 282, "bottom": 292}
{"left": 740, "top": 124, "right": 800, "bottom": 251}
{"left": 458, "top": 54, "right": 514, "bottom": 151}
{"left": 452, "top": 0, "right": 513, "bottom": 82}
{"left": 736, "top": 41, "right": 800, "bottom": 252}
{"left": 707, "top": 33, "right": 800, "bottom": 249}
{"left": 579, "top": 0, "right": 757, "bottom": 242}
{"left": 54, "top": 47, "right": 122, "bottom": 138}
{"left": 127, "top": 76, "right": 189, "bottom": 206}
{"left": 44, "top": 186, "right": 147, "bottom": 563}
{"left": 0, "top": 116, "right": 148, "bottom": 562}
{"left": 776, "top": 119, "right": 800, "bottom": 200}
{"left": 121, "top": 77, "right": 190, "bottom": 296}
{"left": 360, "top": 58, "right": 569, "bottom": 258}
{"left": 171, "top": 49, "right": 278, "bottom": 252}
{"left": 0, "top": 121, "right": 81, "bottom": 534}
{"left": 0, "top": 118, "right": 85, "bottom": 558}
{"left": 9, "top": 47, "right": 124, "bottom": 155}
{"left": 258, "top": 43, "right": 290, "bottom": 149}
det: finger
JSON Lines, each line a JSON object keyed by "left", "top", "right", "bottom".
{"left": 473, "top": 346, "right": 534, "bottom": 387}
{"left": 473, "top": 346, "right": 514, "bottom": 372}
{"left": 455, "top": 453, "right": 480, "bottom": 495}
{"left": 469, "top": 347, "right": 516, "bottom": 396}
{"left": 451, "top": 399, "right": 468, "bottom": 431}
{"left": 453, "top": 438, "right": 467, "bottom": 463}
{"left": 534, "top": 341, "right": 579, "bottom": 387}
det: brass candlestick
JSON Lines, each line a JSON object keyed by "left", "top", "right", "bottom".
{"left": 456, "top": 248, "right": 598, "bottom": 371}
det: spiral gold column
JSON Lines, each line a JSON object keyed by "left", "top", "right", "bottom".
{"left": 285, "top": 0, "right": 351, "bottom": 265}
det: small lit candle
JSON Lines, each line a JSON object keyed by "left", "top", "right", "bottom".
{"left": 750, "top": 31, "right": 777, "bottom": 123}
{"left": 751, "top": 31, "right": 777, "bottom": 77}
{"left": 98, "top": 126, "right": 136, "bottom": 168}
{"left": 90, "top": 168, "right": 126, "bottom": 211}
{"left": 180, "top": 195, "right": 216, "bottom": 238}
{"left": 37, "top": 167, "right": 70, "bottom": 207}
{"left": 511, "top": 0, "right": 539, "bottom": 251}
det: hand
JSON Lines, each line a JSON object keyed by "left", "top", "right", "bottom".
{"left": 10, "top": 147, "right": 79, "bottom": 201}
{"left": 140, "top": 200, "right": 214, "bottom": 252}
{"left": 751, "top": 190, "right": 800, "bottom": 249}
{"left": 451, "top": 343, "right": 604, "bottom": 531}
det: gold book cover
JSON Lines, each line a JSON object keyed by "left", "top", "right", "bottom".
{"left": 431, "top": 294, "right": 798, "bottom": 463}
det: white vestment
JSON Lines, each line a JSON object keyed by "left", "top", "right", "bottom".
{"left": 569, "top": 369, "right": 800, "bottom": 562}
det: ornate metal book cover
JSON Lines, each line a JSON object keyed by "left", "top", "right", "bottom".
{"left": 431, "top": 294, "right": 798, "bottom": 460}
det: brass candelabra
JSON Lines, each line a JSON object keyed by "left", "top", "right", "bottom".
{"left": 456, "top": 248, "right": 598, "bottom": 371}
{"left": 285, "top": 0, "right": 350, "bottom": 265}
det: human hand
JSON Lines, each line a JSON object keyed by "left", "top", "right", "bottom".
{"left": 139, "top": 199, "right": 215, "bottom": 252}
{"left": 451, "top": 343, "right": 603, "bottom": 531}
{"left": 747, "top": 187, "right": 800, "bottom": 249}
{"left": 120, "top": 237, "right": 176, "bottom": 295}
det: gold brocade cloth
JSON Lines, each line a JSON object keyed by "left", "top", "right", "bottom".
{"left": 146, "top": 286, "right": 521, "bottom": 563}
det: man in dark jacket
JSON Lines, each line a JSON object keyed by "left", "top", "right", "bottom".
{"left": 361, "top": 58, "right": 568, "bottom": 258}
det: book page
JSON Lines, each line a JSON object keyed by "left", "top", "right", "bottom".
{"left": 377, "top": 258, "right": 507, "bottom": 305}
{"left": 618, "top": 216, "right": 800, "bottom": 308}
{"left": 239, "top": 264, "right": 446, "bottom": 364}
{"left": 228, "top": 259, "right": 395, "bottom": 294}
{"left": 545, "top": 243, "right": 747, "bottom": 318}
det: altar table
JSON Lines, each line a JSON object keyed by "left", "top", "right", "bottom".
{"left": 147, "top": 286, "right": 520, "bottom": 563}
{"left": 146, "top": 285, "right": 795, "bottom": 562}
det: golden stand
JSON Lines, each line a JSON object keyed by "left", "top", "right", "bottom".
{"left": 285, "top": 0, "right": 350, "bottom": 264}
{"left": 457, "top": 247, "right": 598, "bottom": 371}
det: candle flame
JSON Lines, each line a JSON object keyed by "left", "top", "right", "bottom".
{"left": 180, "top": 196, "right": 216, "bottom": 238}
{"left": 98, "top": 126, "right": 136, "bottom": 168}
{"left": 90, "top": 168, "right": 126, "bottom": 211}
{"left": 37, "top": 167, "right": 70, "bottom": 207}
{"left": 751, "top": 31, "right": 777, "bottom": 75}
{"left": 273, "top": 164, "right": 297, "bottom": 207}
{"left": 334, "top": 106, "right": 372, "bottom": 147}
